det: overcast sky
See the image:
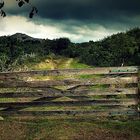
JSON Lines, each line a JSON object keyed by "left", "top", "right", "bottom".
{"left": 0, "top": 0, "right": 140, "bottom": 42}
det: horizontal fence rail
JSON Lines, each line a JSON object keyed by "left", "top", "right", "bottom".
{"left": 0, "top": 88, "right": 138, "bottom": 98}
{"left": 0, "top": 66, "right": 138, "bottom": 78}
{"left": 0, "top": 77, "right": 138, "bottom": 88}
{"left": 0, "top": 99, "right": 137, "bottom": 108}
{"left": 0, "top": 110, "right": 138, "bottom": 117}
{"left": 0, "top": 66, "right": 139, "bottom": 119}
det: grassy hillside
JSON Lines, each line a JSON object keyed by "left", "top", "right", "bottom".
{"left": 0, "top": 28, "right": 140, "bottom": 72}
{"left": 10, "top": 54, "right": 92, "bottom": 72}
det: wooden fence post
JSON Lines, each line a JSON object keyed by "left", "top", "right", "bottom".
{"left": 138, "top": 66, "right": 140, "bottom": 115}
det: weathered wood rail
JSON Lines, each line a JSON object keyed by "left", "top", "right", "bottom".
{"left": 0, "top": 66, "right": 139, "bottom": 119}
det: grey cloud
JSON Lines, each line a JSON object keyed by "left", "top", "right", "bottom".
{"left": 4, "top": 0, "right": 140, "bottom": 28}
{"left": 1, "top": 0, "right": 140, "bottom": 42}
{"left": 5, "top": 0, "right": 140, "bottom": 19}
{"left": 34, "top": 0, "right": 140, "bottom": 20}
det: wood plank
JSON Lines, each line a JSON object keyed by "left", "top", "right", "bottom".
{"left": 0, "top": 77, "right": 138, "bottom": 88}
{"left": 138, "top": 67, "right": 140, "bottom": 97}
{"left": 0, "top": 88, "right": 138, "bottom": 98}
{"left": 0, "top": 99, "right": 137, "bottom": 108}
{"left": 0, "top": 66, "right": 138, "bottom": 78}
{"left": 0, "top": 109, "right": 138, "bottom": 117}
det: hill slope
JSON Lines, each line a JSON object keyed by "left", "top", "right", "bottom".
{"left": 0, "top": 28, "right": 140, "bottom": 71}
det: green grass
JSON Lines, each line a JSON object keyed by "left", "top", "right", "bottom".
{"left": 0, "top": 119, "right": 140, "bottom": 140}
{"left": 16, "top": 55, "right": 91, "bottom": 71}
{"left": 100, "top": 120, "right": 140, "bottom": 136}
{"left": 69, "top": 59, "right": 92, "bottom": 69}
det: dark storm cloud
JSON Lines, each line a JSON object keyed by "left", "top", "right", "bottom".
{"left": 1, "top": 0, "right": 140, "bottom": 42}
{"left": 4, "top": 0, "right": 140, "bottom": 29}
{"left": 6, "top": 0, "right": 140, "bottom": 29}
{"left": 34, "top": 0, "right": 140, "bottom": 21}
{"left": 32, "top": 0, "right": 139, "bottom": 31}
{"left": 6, "top": 0, "right": 140, "bottom": 20}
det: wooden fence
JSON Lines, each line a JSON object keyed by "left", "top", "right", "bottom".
{"left": 0, "top": 66, "right": 139, "bottom": 119}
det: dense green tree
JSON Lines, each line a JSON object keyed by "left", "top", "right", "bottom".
{"left": 51, "top": 38, "right": 71, "bottom": 54}
{"left": 0, "top": 28, "right": 140, "bottom": 71}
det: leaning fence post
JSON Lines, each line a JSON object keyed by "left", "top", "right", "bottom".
{"left": 137, "top": 66, "right": 140, "bottom": 116}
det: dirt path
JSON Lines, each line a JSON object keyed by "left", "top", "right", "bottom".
{"left": 63, "top": 58, "right": 73, "bottom": 68}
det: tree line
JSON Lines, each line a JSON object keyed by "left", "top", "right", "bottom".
{"left": 0, "top": 27, "right": 140, "bottom": 71}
